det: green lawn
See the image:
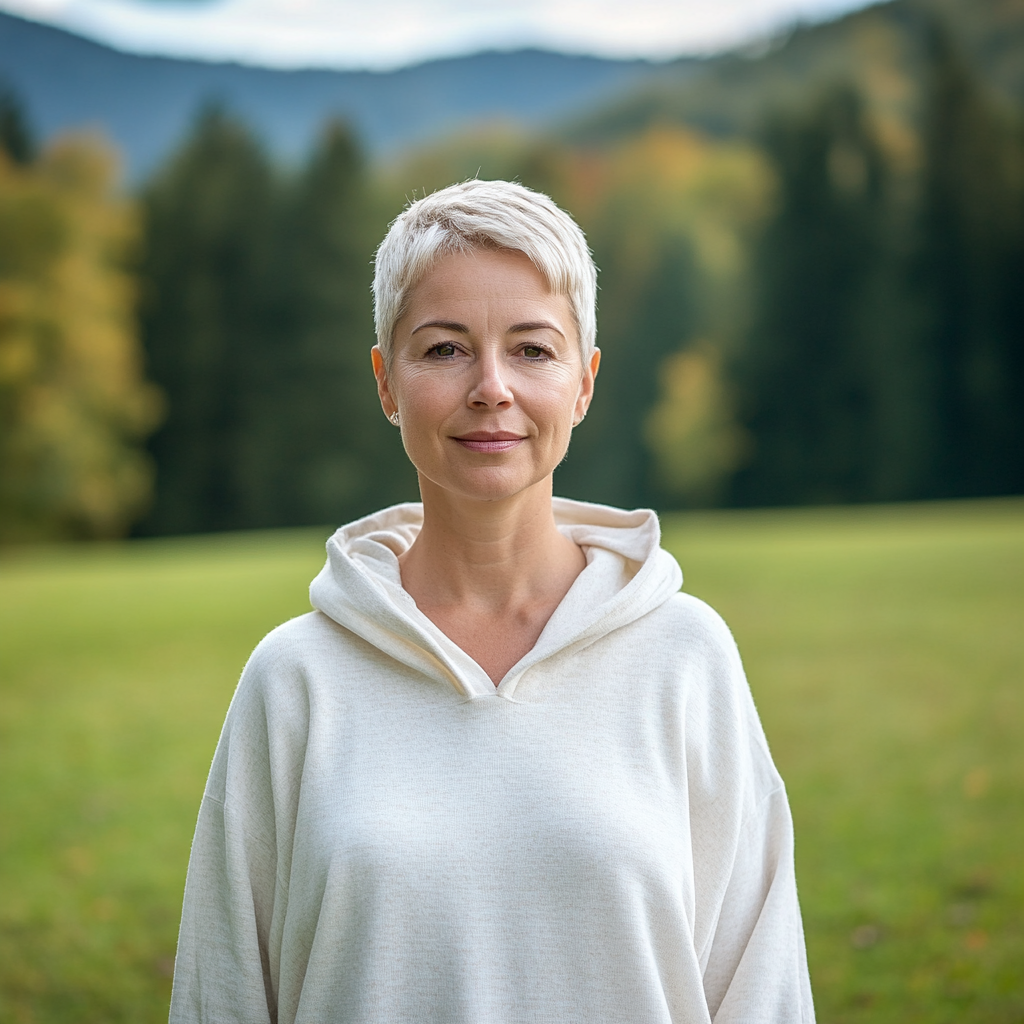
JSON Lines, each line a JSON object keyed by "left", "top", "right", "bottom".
{"left": 1, "top": 500, "right": 1021, "bottom": 1023}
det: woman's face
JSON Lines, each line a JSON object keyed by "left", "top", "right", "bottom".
{"left": 373, "top": 248, "right": 599, "bottom": 506}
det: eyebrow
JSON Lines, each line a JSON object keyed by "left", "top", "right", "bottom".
{"left": 510, "top": 321, "right": 566, "bottom": 338}
{"left": 410, "top": 319, "right": 565, "bottom": 338}
{"left": 411, "top": 319, "right": 469, "bottom": 335}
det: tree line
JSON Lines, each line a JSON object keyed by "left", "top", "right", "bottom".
{"left": 137, "top": 110, "right": 413, "bottom": 535}
{"left": 0, "top": 18, "right": 1021, "bottom": 541}
{"left": 733, "top": 25, "right": 1024, "bottom": 506}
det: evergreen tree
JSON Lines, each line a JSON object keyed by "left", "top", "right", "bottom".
{"left": 0, "top": 85, "right": 35, "bottom": 165}
{"left": 268, "top": 119, "right": 413, "bottom": 527}
{"left": 139, "top": 110, "right": 410, "bottom": 534}
{"left": 734, "top": 86, "right": 889, "bottom": 505}
{"left": 138, "top": 106, "right": 277, "bottom": 534}
{"left": 913, "top": 22, "right": 1024, "bottom": 497}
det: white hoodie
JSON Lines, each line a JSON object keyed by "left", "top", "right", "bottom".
{"left": 170, "top": 499, "right": 814, "bottom": 1024}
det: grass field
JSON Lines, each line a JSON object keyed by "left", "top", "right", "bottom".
{"left": 0, "top": 499, "right": 1021, "bottom": 1023}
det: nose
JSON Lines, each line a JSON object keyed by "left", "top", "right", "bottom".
{"left": 468, "top": 349, "right": 514, "bottom": 409}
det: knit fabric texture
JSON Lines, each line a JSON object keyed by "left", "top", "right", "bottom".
{"left": 169, "top": 498, "right": 815, "bottom": 1023}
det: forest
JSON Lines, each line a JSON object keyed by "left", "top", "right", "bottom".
{"left": 0, "top": 0, "right": 1021, "bottom": 541}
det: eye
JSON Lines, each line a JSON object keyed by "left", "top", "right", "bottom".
{"left": 521, "top": 344, "right": 550, "bottom": 360}
{"left": 427, "top": 341, "right": 458, "bottom": 358}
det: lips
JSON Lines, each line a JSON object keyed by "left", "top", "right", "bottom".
{"left": 453, "top": 431, "right": 526, "bottom": 453}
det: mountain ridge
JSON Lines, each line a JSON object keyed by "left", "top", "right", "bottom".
{"left": 562, "top": 0, "right": 1024, "bottom": 146}
{"left": 2, "top": 0, "right": 1019, "bottom": 182}
{"left": 0, "top": 8, "right": 688, "bottom": 179}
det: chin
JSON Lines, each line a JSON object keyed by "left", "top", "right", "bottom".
{"left": 462, "top": 477, "right": 547, "bottom": 504}
{"left": 424, "top": 465, "right": 553, "bottom": 504}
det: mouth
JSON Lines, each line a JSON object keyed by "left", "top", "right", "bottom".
{"left": 453, "top": 431, "right": 526, "bottom": 453}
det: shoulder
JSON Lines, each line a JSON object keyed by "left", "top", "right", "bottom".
{"left": 638, "top": 589, "right": 744, "bottom": 670}
{"left": 205, "top": 611, "right": 361, "bottom": 803}
{"left": 223, "top": 610, "right": 367, "bottom": 735}
{"left": 638, "top": 590, "right": 782, "bottom": 794}
{"left": 242, "top": 610, "right": 348, "bottom": 680}
{"left": 664, "top": 589, "right": 738, "bottom": 639}
{"left": 601, "top": 584, "right": 746, "bottom": 695}
{"left": 652, "top": 591, "right": 747, "bottom": 706}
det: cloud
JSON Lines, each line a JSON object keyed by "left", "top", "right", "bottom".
{"left": 0, "top": 0, "right": 873, "bottom": 69}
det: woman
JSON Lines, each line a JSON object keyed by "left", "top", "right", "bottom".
{"left": 169, "top": 179, "right": 814, "bottom": 1023}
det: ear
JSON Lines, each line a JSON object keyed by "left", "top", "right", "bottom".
{"left": 371, "top": 346, "right": 397, "bottom": 422}
{"left": 574, "top": 348, "right": 601, "bottom": 425}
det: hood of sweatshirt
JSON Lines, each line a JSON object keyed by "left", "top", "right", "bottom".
{"left": 309, "top": 497, "right": 683, "bottom": 699}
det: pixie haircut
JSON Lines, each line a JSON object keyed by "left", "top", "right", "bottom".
{"left": 373, "top": 179, "right": 597, "bottom": 366}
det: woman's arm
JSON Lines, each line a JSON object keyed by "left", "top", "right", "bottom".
{"left": 676, "top": 593, "right": 815, "bottom": 1022}
{"left": 170, "top": 788, "right": 279, "bottom": 1024}
{"left": 700, "top": 784, "right": 815, "bottom": 1023}
{"left": 169, "top": 624, "right": 312, "bottom": 1024}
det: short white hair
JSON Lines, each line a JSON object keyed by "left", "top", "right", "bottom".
{"left": 373, "top": 179, "right": 597, "bottom": 366}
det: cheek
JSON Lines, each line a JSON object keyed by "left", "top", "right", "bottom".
{"left": 531, "top": 373, "right": 582, "bottom": 421}
{"left": 393, "top": 369, "right": 453, "bottom": 419}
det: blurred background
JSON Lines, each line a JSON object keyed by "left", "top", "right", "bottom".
{"left": 0, "top": 0, "right": 1021, "bottom": 1020}
{"left": 0, "top": 0, "right": 1021, "bottom": 536}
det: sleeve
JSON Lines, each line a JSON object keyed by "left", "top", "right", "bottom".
{"left": 169, "top": 633, "right": 309, "bottom": 1024}
{"left": 700, "top": 785, "right": 815, "bottom": 1023}
{"left": 168, "top": 791, "right": 279, "bottom": 1024}
{"left": 677, "top": 594, "right": 815, "bottom": 1023}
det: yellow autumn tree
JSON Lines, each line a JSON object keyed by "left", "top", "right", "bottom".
{"left": 645, "top": 342, "right": 751, "bottom": 506}
{"left": 0, "top": 134, "right": 162, "bottom": 541}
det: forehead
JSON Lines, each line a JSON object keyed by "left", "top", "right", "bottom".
{"left": 407, "top": 248, "right": 554, "bottom": 305}
{"left": 393, "top": 247, "right": 580, "bottom": 357}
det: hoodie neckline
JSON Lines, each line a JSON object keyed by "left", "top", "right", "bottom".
{"left": 309, "top": 499, "right": 682, "bottom": 700}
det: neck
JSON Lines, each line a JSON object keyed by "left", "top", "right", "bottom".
{"left": 400, "top": 475, "right": 581, "bottom": 614}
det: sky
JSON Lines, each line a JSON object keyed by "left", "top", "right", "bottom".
{"left": 0, "top": 0, "right": 875, "bottom": 70}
